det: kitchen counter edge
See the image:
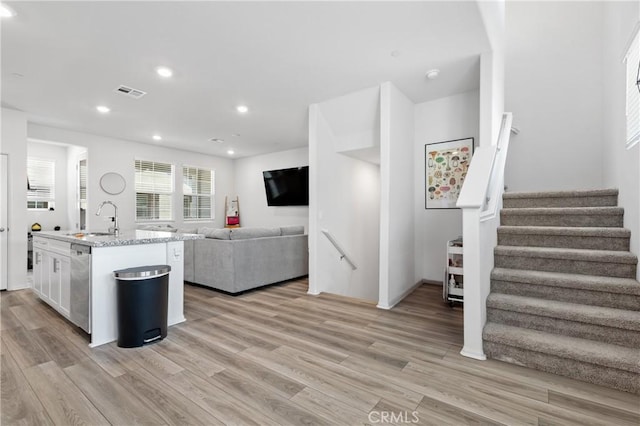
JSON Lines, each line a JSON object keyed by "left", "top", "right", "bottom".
{"left": 32, "top": 230, "right": 204, "bottom": 248}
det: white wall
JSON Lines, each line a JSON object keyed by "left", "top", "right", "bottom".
{"left": 602, "top": 2, "right": 640, "bottom": 277}
{"left": 27, "top": 124, "right": 235, "bottom": 233}
{"left": 310, "top": 86, "right": 381, "bottom": 302}
{"left": 1, "top": 108, "right": 29, "bottom": 289}
{"left": 414, "top": 90, "right": 480, "bottom": 282}
{"left": 504, "top": 1, "right": 604, "bottom": 191}
{"left": 477, "top": 1, "right": 506, "bottom": 148}
{"left": 26, "top": 141, "right": 70, "bottom": 231}
{"left": 379, "top": 82, "right": 416, "bottom": 308}
{"left": 234, "top": 147, "right": 309, "bottom": 230}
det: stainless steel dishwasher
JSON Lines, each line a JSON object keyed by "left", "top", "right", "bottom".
{"left": 70, "top": 243, "right": 91, "bottom": 333}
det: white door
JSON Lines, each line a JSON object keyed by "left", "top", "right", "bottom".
{"left": 0, "top": 154, "right": 8, "bottom": 290}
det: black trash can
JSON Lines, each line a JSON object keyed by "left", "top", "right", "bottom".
{"left": 113, "top": 265, "right": 171, "bottom": 348}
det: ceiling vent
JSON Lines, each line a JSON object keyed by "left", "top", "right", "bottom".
{"left": 114, "top": 85, "right": 147, "bottom": 99}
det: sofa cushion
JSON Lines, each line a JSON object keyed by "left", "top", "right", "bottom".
{"left": 178, "top": 227, "right": 199, "bottom": 234}
{"left": 200, "top": 227, "right": 231, "bottom": 239}
{"left": 230, "top": 227, "right": 281, "bottom": 240}
{"left": 280, "top": 225, "right": 305, "bottom": 236}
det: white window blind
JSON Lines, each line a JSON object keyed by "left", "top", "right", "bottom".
{"left": 625, "top": 28, "right": 640, "bottom": 148}
{"left": 135, "top": 159, "right": 174, "bottom": 221}
{"left": 183, "top": 166, "right": 214, "bottom": 220}
{"left": 27, "top": 157, "right": 55, "bottom": 209}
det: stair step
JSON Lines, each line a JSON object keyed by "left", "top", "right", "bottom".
{"left": 494, "top": 246, "right": 637, "bottom": 278}
{"left": 491, "top": 268, "right": 640, "bottom": 310}
{"left": 483, "top": 323, "right": 640, "bottom": 393}
{"left": 486, "top": 293, "right": 640, "bottom": 347}
{"left": 501, "top": 207, "right": 624, "bottom": 228}
{"left": 503, "top": 189, "right": 618, "bottom": 208}
{"left": 497, "top": 226, "right": 630, "bottom": 251}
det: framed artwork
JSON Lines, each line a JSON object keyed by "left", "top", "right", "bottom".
{"left": 425, "top": 137, "right": 474, "bottom": 209}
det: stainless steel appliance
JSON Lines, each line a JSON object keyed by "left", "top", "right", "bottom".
{"left": 70, "top": 243, "right": 91, "bottom": 333}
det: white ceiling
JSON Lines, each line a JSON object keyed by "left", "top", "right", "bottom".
{"left": 1, "top": 1, "right": 490, "bottom": 158}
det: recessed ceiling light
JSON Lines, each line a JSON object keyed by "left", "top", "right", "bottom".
{"left": 0, "top": 4, "right": 16, "bottom": 18}
{"left": 227, "top": 149, "right": 235, "bottom": 155}
{"left": 425, "top": 69, "right": 440, "bottom": 80}
{"left": 231, "top": 133, "right": 240, "bottom": 137}
{"left": 152, "top": 135, "right": 162, "bottom": 141}
{"left": 236, "top": 105, "right": 249, "bottom": 114}
{"left": 156, "top": 66, "right": 173, "bottom": 78}
{"left": 96, "top": 105, "right": 110, "bottom": 114}
{"left": 209, "top": 138, "right": 224, "bottom": 143}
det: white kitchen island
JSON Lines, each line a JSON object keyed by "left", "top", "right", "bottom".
{"left": 32, "top": 230, "right": 203, "bottom": 347}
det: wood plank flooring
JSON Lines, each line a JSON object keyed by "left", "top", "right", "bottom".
{"left": 2, "top": 279, "right": 638, "bottom": 425}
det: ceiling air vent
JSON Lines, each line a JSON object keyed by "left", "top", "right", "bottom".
{"left": 114, "top": 85, "right": 147, "bottom": 99}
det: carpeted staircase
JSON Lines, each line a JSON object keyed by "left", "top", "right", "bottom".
{"left": 483, "top": 189, "right": 640, "bottom": 394}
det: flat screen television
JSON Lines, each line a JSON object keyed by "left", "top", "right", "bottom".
{"left": 262, "top": 166, "right": 309, "bottom": 206}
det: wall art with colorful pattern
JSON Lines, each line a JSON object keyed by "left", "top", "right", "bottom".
{"left": 425, "top": 137, "right": 474, "bottom": 209}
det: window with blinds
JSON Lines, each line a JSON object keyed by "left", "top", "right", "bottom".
{"left": 625, "top": 27, "right": 640, "bottom": 149}
{"left": 183, "top": 166, "right": 214, "bottom": 220}
{"left": 135, "top": 160, "right": 174, "bottom": 221}
{"left": 27, "top": 157, "right": 55, "bottom": 209}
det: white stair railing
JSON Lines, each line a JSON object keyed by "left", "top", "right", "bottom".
{"left": 321, "top": 229, "right": 357, "bottom": 270}
{"left": 456, "top": 112, "right": 513, "bottom": 360}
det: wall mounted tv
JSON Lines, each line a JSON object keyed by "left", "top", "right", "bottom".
{"left": 263, "top": 166, "right": 309, "bottom": 206}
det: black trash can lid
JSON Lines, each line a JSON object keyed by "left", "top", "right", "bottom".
{"left": 114, "top": 265, "right": 171, "bottom": 280}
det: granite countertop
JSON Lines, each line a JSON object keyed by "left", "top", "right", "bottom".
{"left": 32, "top": 230, "right": 203, "bottom": 247}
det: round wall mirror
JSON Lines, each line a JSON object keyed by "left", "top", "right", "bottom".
{"left": 100, "top": 172, "right": 126, "bottom": 195}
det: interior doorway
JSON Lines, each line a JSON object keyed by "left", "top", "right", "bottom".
{"left": 1, "top": 154, "right": 8, "bottom": 290}
{"left": 77, "top": 155, "right": 87, "bottom": 230}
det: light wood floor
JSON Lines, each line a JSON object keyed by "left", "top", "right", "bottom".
{"left": 2, "top": 279, "right": 639, "bottom": 425}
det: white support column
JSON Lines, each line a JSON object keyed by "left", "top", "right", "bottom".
{"left": 307, "top": 104, "right": 320, "bottom": 296}
{"left": 459, "top": 208, "right": 487, "bottom": 360}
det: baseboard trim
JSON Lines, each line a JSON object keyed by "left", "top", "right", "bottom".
{"left": 460, "top": 347, "right": 487, "bottom": 361}
{"left": 377, "top": 280, "right": 424, "bottom": 310}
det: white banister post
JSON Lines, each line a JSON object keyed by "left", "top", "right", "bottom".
{"left": 460, "top": 208, "right": 487, "bottom": 360}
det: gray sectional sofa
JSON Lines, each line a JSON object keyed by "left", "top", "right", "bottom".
{"left": 184, "top": 226, "right": 308, "bottom": 294}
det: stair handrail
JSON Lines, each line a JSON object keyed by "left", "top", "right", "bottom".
{"left": 321, "top": 229, "right": 357, "bottom": 270}
{"left": 457, "top": 112, "right": 513, "bottom": 214}
{"left": 481, "top": 112, "right": 513, "bottom": 220}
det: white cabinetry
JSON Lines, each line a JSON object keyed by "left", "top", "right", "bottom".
{"left": 444, "top": 238, "right": 463, "bottom": 305}
{"left": 32, "top": 236, "right": 71, "bottom": 318}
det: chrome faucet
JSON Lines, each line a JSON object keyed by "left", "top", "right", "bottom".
{"left": 96, "top": 201, "right": 119, "bottom": 236}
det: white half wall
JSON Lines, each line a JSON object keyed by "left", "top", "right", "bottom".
{"left": 414, "top": 91, "right": 480, "bottom": 283}
{"left": 234, "top": 147, "right": 309, "bottom": 230}
{"left": 379, "top": 82, "right": 416, "bottom": 308}
{"left": 28, "top": 124, "right": 235, "bottom": 234}
{"left": 504, "top": 1, "right": 604, "bottom": 192}
{"left": 1, "top": 108, "right": 29, "bottom": 289}
{"left": 602, "top": 2, "right": 640, "bottom": 277}
{"left": 26, "top": 140, "right": 70, "bottom": 232}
